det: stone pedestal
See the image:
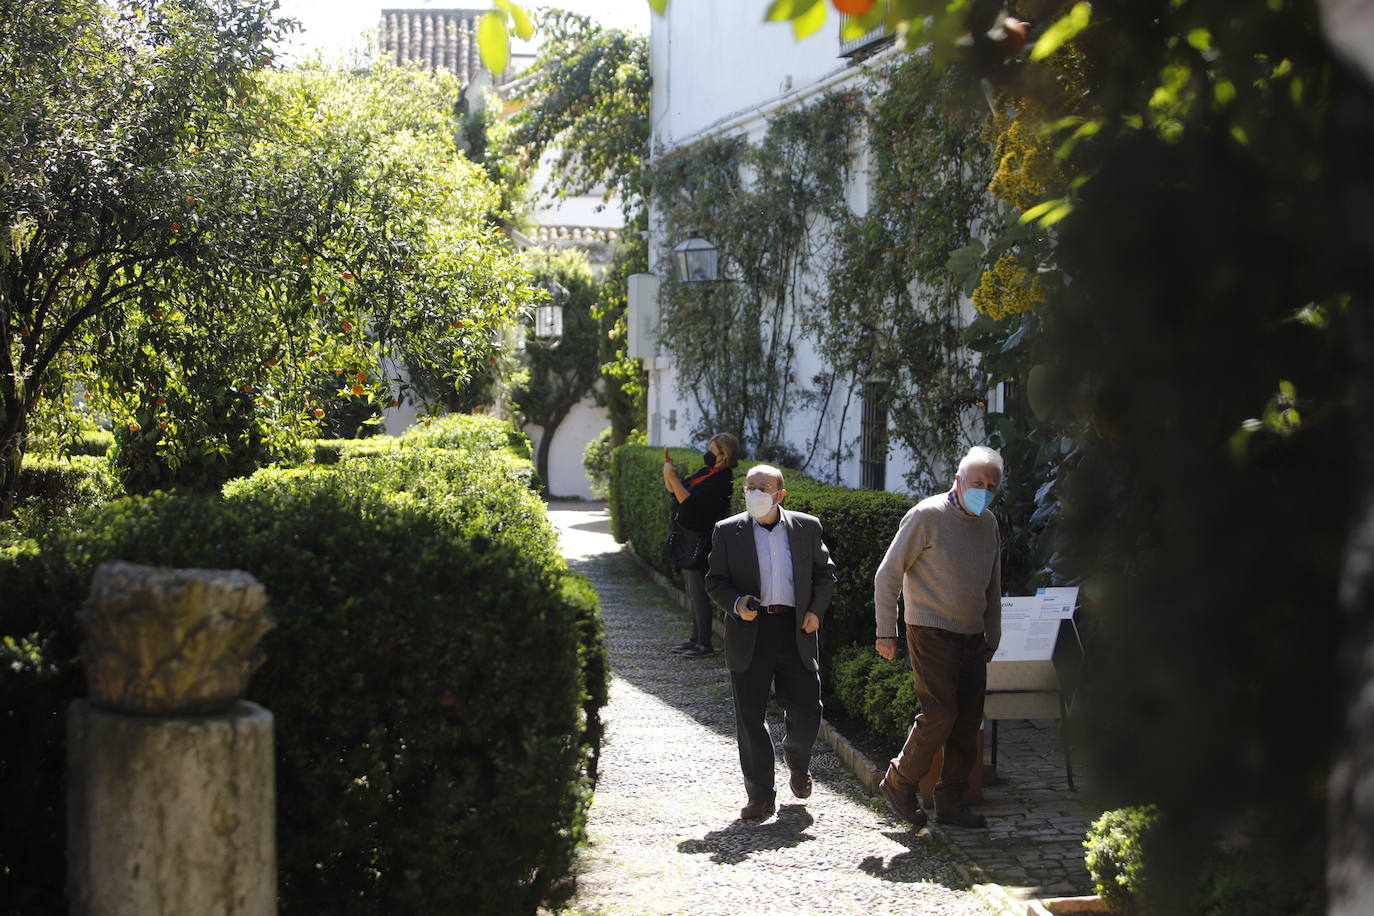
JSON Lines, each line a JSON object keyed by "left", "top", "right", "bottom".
{"left": 67, "top": 699, "right": 276, "bottom": 916}
{"left": 67, "top": 561, "right": 277, "bottom": 915}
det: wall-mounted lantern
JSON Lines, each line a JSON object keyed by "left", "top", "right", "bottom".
{"left": 671, "top": 230, "right": 719, "bottom": 283}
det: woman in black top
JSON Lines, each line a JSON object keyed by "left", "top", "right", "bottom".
{"left": 663, "top": 432, "right": 740, "bottom": 657}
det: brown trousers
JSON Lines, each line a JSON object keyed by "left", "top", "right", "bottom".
{"left": 887, "top": 624, "right": 988, "bottom": 813}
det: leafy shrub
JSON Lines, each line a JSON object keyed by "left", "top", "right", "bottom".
{"left": 0, "top": 445, "right": 605, "bottom": 915}
{"left": 830, "top": 643, "right": 920, "bottom": 743}
{"left": 10, "top": 455, "right": 119, "bottom": 527}
{"left": 27, "top": 427, "right": 114, "bottom": 458}
{"left": 1084, "top": 805, "right": 1161, "bottom": 914}
{"left": 584, "top": 427, "right": 643, "bottom": 500}
{"left": 108, "top": 388, "right": 270, "bottom": 495}
{"left": 401, "top": 412, "right": 533, "bottom": 459}
{"left": 609, "top": 444, "right": 914, "bottom": 696}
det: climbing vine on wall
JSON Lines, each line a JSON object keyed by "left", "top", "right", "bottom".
{"left": 817, "top": 53, "right": 998, "bottom": 494}
{"left": 649, "top": 91, "right": 861, "bottom": 462}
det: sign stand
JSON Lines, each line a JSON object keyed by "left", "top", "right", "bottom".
{"left": 984, "top": 587, "right": 1082, "bottom": 792}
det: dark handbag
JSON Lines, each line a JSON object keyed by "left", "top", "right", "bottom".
{"left": 664, "top": 519, "right": 711, "bottom": 570}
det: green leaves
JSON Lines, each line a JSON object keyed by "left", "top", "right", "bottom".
{"left": 1029, "top": 1, "right": 1092, "bottom": 62}
{"left": 765, "top": 0, "right": 828, "bottom": 39}
{"left": 1019, "top": 197, "right": 1074, "bottom": 227}
{"left": 477, "top": 0, "right": 536, "bottom": 75}
{"left": 478, "top": 12, "right": 510, "bottom": 76}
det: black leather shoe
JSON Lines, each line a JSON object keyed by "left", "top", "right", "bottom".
{"left": 669, "top": 640, "right": 697, "bottom": 652}
{"left": 789, "top": 768, "right": 813, "bottom": 799}
{"left": 681, "top": 645, "right": 714, "bottom": 657}
{"left": 935, "top": 808, "right": 988, "bottom": 828}
{"left": 740, "top": 799, "right": 776, "bottom": 821}
{"left": 879, "top": 775, "right": 927, "bottom": 828}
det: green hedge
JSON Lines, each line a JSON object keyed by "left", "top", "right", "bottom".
{"left": 830, "top": 644, "right": 920, "bottom": 744}
{"left": 0, "top": 426, "right": 605, "bottom": 915}
{"left": 9, "top": 455, "right": 120, "bottom": 528}
{"left": 26, "top": 427, "right": 114, "bottom": 458}
{"left": 400, "top": 412, "right": 533, "bottom": 460}
{"left": 609, "top": 444, "right": 914, "bottom": 698}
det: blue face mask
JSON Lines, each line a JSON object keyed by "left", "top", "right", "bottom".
{"left": 962, "top": 486, "right": 994, "bottom": 516}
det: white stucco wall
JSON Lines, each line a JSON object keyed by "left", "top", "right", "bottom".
{"left": 524, "top": 393, "right": 610, "bottom": 500}
{"left": 644, "top": 5, "right": 992, "bottom": 501}
{"left": 650, "top": 1, "right": 862, "bottom": 148}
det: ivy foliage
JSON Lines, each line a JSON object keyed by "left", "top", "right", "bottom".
{"left": 819, "top": 53, "right": 996, "bottom": 494}
{"left": 650, "top": 92, "right": 861, "bottom": 463}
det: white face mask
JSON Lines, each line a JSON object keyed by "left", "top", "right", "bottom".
{"left": 745, "top": 489, "right": 776, "bottom": 520}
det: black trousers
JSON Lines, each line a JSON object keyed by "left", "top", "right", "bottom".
{"left": 729, "top": 610, "right": 822, "bottom": 804}
{"left": 682, "top": 568, "right": 713, "bottom": 649}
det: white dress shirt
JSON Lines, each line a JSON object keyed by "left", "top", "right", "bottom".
{"left": 751, "top": 517, "right": 796, "bottom": 607}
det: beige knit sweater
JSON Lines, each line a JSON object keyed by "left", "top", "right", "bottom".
{"left": 873, "top": 489, "right": 1001, "bottom": 649}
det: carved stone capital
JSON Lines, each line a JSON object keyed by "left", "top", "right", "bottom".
{"left": 78, "top": 562, "right": 273, "bottom": 716}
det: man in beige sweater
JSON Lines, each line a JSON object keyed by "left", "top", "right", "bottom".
{"left": 873, "top": 445, "right": 1003, "bottom": 829}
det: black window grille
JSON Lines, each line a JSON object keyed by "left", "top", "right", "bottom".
{"left": 859, "top": 385, "right": 888, "bottom": 491}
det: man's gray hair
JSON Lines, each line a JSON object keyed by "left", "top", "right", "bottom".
{"left": 746, "top": 464, "right": 785, "bottom": 487}
{"left": 957, "top": 445, "right": 1004, "bottom": 478}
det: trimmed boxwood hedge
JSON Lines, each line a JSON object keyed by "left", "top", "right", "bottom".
{"left": 609, "top": 444, "right": 914, "bottom": 695}
{"left": 9, "top": 455, "right": 120, "bottom": 527}
{"left": 0, "top": 417, "right": 605, "bottom": 915}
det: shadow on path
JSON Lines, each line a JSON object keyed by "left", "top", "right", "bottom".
{"left": 676, "top": 805, "right": 817, "bottom": 866}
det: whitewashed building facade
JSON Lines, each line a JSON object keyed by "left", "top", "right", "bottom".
{"left": 637, "top": 2, "right": 996, "bottom": 496}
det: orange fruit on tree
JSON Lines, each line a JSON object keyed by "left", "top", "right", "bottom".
{"left": 128, "top": 422, "right": 140, "bottom": 432}
{"left": 351, "top": 384, "right": 364, "bottom": 395}
{"left": 317, "top": 293, "right": 328, "bottom": 303}
{"left": 355, "top": 371, "right": 366, "bottom": 382}
{"left": 170, "top": 222, "right": 182, "bottom": 232}
{"left": 831, "top": 0, "right": 874, "bottom": 15}
{"left": 342, "top": 271, "right": 354, "bottom": 280}
{"left": 155, "top": 396, "right": 166, "bottom": 406}
{"left": 342, "top": 320, "right": 354, "bottom": 332}
{"left": 312, "top": 407, "right": 325, "bottom": 418}
{"left": 266, "top": 357, "right": 278, "bottom": 366}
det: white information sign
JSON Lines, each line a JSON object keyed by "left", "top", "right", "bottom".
{"left": 993, "top": 597, "right": 1059, "bottom": 661}
{"left": 1034, "top": 586, "right": 1080, "bottom": 620}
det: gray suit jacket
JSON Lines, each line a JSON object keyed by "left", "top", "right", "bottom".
{"left": 705, "top": 507, "right": 837, "bottom": 674}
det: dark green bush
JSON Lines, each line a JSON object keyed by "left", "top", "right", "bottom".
{"left": 1197, "top": 840, "right": 1324, "bottom": 916}
{"left": 830, "top": 643, "right": 920, "bottom": 744}
{"left": 9, "top": 455, "right": 119, "bottom": 527}
{"left": 609, "top": 444, "right": 914, "bottom": 700}
{"left": 0, "top": 445, "right": 605, "bottom": 915}
{"left": 1084, "top": 805, "right": 1161, "bottom": 915}
{"left": 108, "top": 388, "right": 271, "bottom": 495}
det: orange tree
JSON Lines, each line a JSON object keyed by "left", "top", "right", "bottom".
{"left": 2, "top": 1, "right": 528, "bottom": 506}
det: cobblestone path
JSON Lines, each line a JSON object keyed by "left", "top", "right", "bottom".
{"left": 550, "top": 505, "right": 1008, "bottom": 916}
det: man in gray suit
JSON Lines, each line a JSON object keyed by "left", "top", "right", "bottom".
{"left": 706, "top": 464, "right": 837, "bottom": 821}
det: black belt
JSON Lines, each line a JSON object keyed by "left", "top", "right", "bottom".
{"left": 765, "top": 604, "right": 795, "bottom": 615}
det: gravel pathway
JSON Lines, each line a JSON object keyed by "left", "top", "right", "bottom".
{"left": 549, "top": 504, "right": 1006, "bottom": 916}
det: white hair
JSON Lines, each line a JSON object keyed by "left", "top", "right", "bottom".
{"left": 957, "top": 445, "right": 1004, "bottom": 479}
